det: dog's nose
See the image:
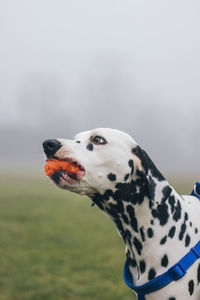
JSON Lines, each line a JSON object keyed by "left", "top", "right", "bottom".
{"left": 42, "top": 139, "right": 62, "bottom": 157}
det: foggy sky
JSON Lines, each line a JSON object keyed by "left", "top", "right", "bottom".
{"left": 0, "top": 0, "right": 200, "bottom": 177}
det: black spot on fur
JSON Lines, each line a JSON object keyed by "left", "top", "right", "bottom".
{"left": 185, "top": 234, "right": 191, "bottom": 247}
{"left": 126, "top": 205, "right": 138, "bottom": 232}
{"left": 113, "top": 218, "right": 124, "bottom": 237}
{"left": 161, "top": 254, "right": 168, "bottom": 267}
{"left": 168, "top": 226, "right": 176, "bottom": 238}
{"left": 160, "top": 235, "right": 167, "bottom": 245}
{"left": 124, "top": 173, "right": 129, "bottom": 181}
{"left": 184, "top": 212, "right": 188, "bottom": 221}
{"left": 188, "top": 279, "right": 194, "bottom": 296}
{"left": 197, "top": 263, "right": 200, "bottom": 285}
{"left": 109, "top": 202, "right": 123, "bottom": 216}
{"left": 93, "top": 189, "right": 114, "bottom": 210}
{"left": 169, "top": 298, "right": 176, "bottom": 300}
{"left": 113, "top": 188, "right": 123, "bottom": 202}
{"left": 168, "top": 195, "right": 175, "bottom": 213}
{"left": 125, "top": 229, "right": 131, "bottom": 239}
{"left": 195, "top": 227, "right": 198, "bottom": 234}
{"left": 127, "top": 251, "right": 137, "bottom": 268}
{"left": 139, "top": 227, "right": 146, "bottom": 242}
{"left": 76, "top": 140, "right": 81, "bottom": 143}
{"left": 103, "top": 189, "right": 114, "bottom": 200}
{"left": 162, "top": 186, "right": 172, "bottom": 202}
{"left": 128, "top": 159, "right": 134, "bottom": 175}
{"left": 173, "top": 200, "right": 182, "bottom": 222}
{"left": 122, "top": 214, "right": 129, "bottom": 224}
{"left": 92, "top": 193, "right": 104, "bottom": 210}
{"left": 147, "top": 227, "right": 154, "bottom": 238}
{"left": 107, "top": 173, "right": 116, "bottom": 181}
{"left": 150, "top": 219, "right": 154, "bottom": 225}
{"left": 140, "top": 260, "right": 146, "bottom": 274}
{"left": 133, "top": 237, "right": 143, "bottom": 256}
{"left": 148, "top": 268, "right": 156, "bottom": 280}
{"left": 148, "top": 175, "right": 156, "bottom": 201}
{"left": 130, "top": 258, "right": 137, "bottom": 268}
{"left": 117, "top": 200, "right": 125, "bottom": 213}
{"left": 87, "top": 143, "right": 94, "bottom": 151}
{"left": 151, "top": 202, "right": 169, "bottom": 226}
{"left": 179, "top": 223, "right": 186, "bottom": 240}
{"left": 114, "top": 181, "right": 141, "bottom": 205}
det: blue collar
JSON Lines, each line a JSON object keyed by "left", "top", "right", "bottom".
{"left": 124, "top": 241, "right": 200, "bottom": 300}
{"left": 123, "top": 182, "right": 200, "bottom": 300}
{"left": 191, "top": 181, "right": 200, "bottom": 200}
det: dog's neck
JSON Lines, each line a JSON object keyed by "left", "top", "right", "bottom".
{"left": 91, "top": 147, "right": 189, "bottom": 285}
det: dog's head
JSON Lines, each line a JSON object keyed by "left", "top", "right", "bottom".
{"left": 43, "top": 127, "right": 166, "bottom": 203}
{"left": 43, "top": 128, "right": 145, "bottom": 195}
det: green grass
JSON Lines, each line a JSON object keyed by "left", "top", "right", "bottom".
{"left": 0, "top": 173, "right": 195, "bottom": 300}
{"left": 0, "top": 173, "right": 135, "bottom": 300}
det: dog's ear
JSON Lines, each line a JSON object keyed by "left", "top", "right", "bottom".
{"left": 132, "top": 146, "right": 167, "bottom": 201}
{"left": 131, "top": 145, "right": 148, "bottom": 175}
{"left": 132, "top": 145, "right": 165, "bottom": 181}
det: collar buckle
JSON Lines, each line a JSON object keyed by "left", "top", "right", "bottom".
{"left": 168, "top": 263, "right": 186, "bottom": 281}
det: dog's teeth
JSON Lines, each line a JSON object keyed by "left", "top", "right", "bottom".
{"left": 63, "top": 173, "right": 68, "bottom": 180}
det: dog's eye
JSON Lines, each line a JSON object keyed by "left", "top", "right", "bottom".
{"left": 92, "top": 135, "right": 107, "bottom": 145}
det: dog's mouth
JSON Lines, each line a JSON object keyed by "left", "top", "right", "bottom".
{"left": 44, "top": 157, "right": 85, "bottom": 185}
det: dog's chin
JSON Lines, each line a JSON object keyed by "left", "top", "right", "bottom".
{"left": 51, "top": 169, "right": 85, "bottom": 189}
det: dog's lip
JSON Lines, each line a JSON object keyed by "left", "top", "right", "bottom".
{"left": 51, "top": 169, "right": 85, "bottom": 185}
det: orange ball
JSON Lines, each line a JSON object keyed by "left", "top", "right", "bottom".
{"left": 44, "top": 159, "right": 80, "bottom": 177}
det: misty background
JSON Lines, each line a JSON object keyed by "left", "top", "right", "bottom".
{"left": 0, "top": 0, "right": 199, "bottom": 179}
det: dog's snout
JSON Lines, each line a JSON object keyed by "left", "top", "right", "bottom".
{"left": 43, "top": 139, "right": 62, "bottom": 157}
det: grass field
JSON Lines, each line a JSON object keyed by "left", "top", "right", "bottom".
{"left": 0, "top": 173, "right": 195, "bottom": 300}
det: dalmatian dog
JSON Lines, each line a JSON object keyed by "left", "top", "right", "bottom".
{"left": 43, "top": 128, "right": 200, "bottom": 300}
